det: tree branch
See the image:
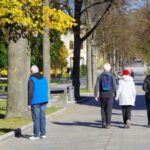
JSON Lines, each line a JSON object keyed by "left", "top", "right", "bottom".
{"left": 81, "top": 2, "right": 112, "bottom": 42}
{"left": 81, "top": 0, "right": 106, "bottom": 15}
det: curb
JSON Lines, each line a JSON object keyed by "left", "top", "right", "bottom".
{"left": 0, "top": 106, "right": 69, "bottom": 142}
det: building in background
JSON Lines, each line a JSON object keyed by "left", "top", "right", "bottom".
{"left": 61, "top": 30, "right": 87, "bottom": 69}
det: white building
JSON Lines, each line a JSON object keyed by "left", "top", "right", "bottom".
{"left": 61, "top": 30, "right": 87, "bottom": 68}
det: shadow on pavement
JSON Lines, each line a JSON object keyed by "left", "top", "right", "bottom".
{"left": 79, "top": 95, "right": 146, "bottom": 110}
{"left": 52, "top": 121, "right": 101, "bottom": 128}
{"left": 135, "top": 82, "right": 143, "bottom": 86}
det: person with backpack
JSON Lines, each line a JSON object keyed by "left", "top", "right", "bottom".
{"left": 94, "top": 63, "right": 117, "bottom": 129}
{"left": 115, "top": 69, "right": 136, "bottom": 128}
{"left": 143, "top": 70, "right": 150, "bottom": 127}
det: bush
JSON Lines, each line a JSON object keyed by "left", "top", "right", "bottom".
{"left": 80, "top": 65, "right": 87, "bottom": 76}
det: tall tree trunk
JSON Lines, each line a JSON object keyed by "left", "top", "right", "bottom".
{"left": 43, "top": 27, "right": 50, "bottom": 104}
{"left": 73, "top": 34, "right": 81, "bottom": 100}
{"left": 87, "top": 38, "right": 93, "bottom": 91}
{"left": 72, "top": 0, "right": 82, "bottom": 100}
{"left": 91, "top": 44, "right": 97, "bottom": 88}
{"left": 6, "top": 37, "right": 30, "bottom": 118}
{"left": 43, "top": 0, "right": 50, "bottom": 104}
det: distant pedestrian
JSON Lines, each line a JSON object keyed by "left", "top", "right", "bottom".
{"left": 130, "top": 70, "right": 134, "bottom": 78}
{"left": 143, "top": 70, "right": 150, "bottom": 127}
{"left": 115, "top": 69, "right": 136, "bottom": 128}
{"left": 94, "top": 63, "right": 117, "bottom": 128}
{"left": 28, "top": 65, "right": 48, "bottom": 140}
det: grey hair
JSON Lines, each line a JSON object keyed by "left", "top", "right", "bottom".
{"left": 103, "top": 63, "right": 111, "bottom": 71}
{"left": 31, "top": 65, "right": 39, "bottom": 73}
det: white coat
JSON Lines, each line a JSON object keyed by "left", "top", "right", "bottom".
{"left": 115, "top": 75, "right": 136, "bottom": 106}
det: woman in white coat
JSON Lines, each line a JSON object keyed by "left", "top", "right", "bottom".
{"left": 115, "top": 69, "right": 136, "bottom": 128}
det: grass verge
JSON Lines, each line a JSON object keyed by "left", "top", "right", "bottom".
{"left": 0, "top": 100, "right": 61, "bottom": 135}
{"left": 80, "top": 88, "right": 92, "bottom": 93}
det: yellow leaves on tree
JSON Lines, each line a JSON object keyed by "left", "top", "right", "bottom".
{"left": 0, "top": 0, "right": 76, "bottom": 33}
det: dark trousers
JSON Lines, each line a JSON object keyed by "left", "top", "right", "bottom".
{"left": 100, "top": 98, "right": 113, "bottom": 125}
{"left": 121, "top": 105, "right": 132, "bottom": 124}
{"left": 145, "top": 95, "right": 150, "bottom": 124}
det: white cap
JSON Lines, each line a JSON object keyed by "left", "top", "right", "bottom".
{"left": 31, "top": 65, "right": 39, "bottom": 73}
{"left": 103, "top": 63, "right": 111, "bottom": 71}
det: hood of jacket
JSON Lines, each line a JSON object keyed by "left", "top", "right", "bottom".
{"left": 31, "top": 72, "right": 43, "bottom": 80}
{"left": 146, "top": 75, "right": 150, "bottom": 81}
{"left": 121, "top": 75, "right": 133, "bottom": 82}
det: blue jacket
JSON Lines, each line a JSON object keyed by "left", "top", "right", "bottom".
{"left": 28, "top": 73, "right": 48, "bottom": 105}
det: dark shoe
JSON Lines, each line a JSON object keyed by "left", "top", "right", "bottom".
{"left": 102, "top": 125, "right": 106, "bottom": 128}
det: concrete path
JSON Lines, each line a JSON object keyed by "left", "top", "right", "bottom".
{"left": 1, "top": 74, "right": 150, "bottom": 149}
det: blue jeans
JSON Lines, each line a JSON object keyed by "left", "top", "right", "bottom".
{"left": 31, "top": 103, "right": 46, "bottom": 137}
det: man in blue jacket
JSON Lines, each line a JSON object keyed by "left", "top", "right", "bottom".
{"left": 28, "top": 65, "right": 48, "bottom": 140}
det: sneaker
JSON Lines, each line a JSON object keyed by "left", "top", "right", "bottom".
{"left": 106, "top": 125, "right": 111, "bottom": 129}
{"left": 126, "top": 120, "right": 130, "bottom": 128}
{"left": 29, "top": 136, "right": 40, "bottom": 140}
{"left": 41, "top": 135, "right": 46, "bottom": 139}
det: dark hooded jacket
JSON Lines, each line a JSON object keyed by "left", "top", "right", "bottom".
{"left": 143, "top": 75, "right": 150, "bottom": 95}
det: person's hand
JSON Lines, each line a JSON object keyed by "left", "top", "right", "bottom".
{"left": 28, "top": 105, "right": 31, "bottom": 111}
{"left": 95, "top": 97, "right": 99, "bottom": 101}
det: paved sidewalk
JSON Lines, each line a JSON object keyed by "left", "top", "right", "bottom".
{"left": 1, "top": 75, "right": 150, "bottom": 150}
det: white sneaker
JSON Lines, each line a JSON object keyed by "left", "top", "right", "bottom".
{"left": 29, "top": 136, "right": 40, "bottom": 140}
{"left": 41, "top": 135, "right": 46, "bottom": 139}
{"left": 126, "top": 120, "right": 130, "bottom": 128}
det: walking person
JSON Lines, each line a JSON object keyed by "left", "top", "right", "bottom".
{"left": 115, "top": 69, "right": 136, "bottom": 128}
{"left": 28, "top": 65, "right": 48, "bottom": 140}
{"left": 143, "top": 70, "right": 150, "bottom": 127}
{"left": 94, "top": 63, "right": 117, "bottom": 128}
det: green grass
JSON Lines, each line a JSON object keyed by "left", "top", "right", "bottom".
{"left": 0, "top": 100, "right": 61, "bottom": 135}
{"left": 80, "top": 88, "right": 92, "bottom": 93}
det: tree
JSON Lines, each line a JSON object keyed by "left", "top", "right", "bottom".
{"left": 0, "top": 0, "right": 76, "bottom": 117}
{"left": 71, "top": 0, "right": 114, "bottom": 99}
{"left": 0, "top": 30, "right": 7, "bottom": 68}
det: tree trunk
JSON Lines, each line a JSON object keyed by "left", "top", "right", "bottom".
{"left": 72, "top": 0, "right": 82, "bottom": 100}
{"left": 43, "top": 27, "right": 50, "bottom": 104}
{"left": 43, "top": 0, "right": 50, "bottom": 104}
{"left": 6, "top": 37, "right": 30, "bottom": 118}
{"left": 91, "top": 44, "right": 97, "bottom": 88}
{"left": 73, "top": 34, "right": 81, "bottom": 100}
{"left": 87, "top": 38, "right": 93, "bottom": 91}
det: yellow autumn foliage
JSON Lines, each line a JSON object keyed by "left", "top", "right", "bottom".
{"left": 0, "top": 0, "right": 76, "bottom": 33}
{"left": 0, "top": 69, "right": 7, "bottom": 76}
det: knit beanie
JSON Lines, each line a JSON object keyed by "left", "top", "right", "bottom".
{"left": 123, "top": 69, "right": 129, "bottom": 75}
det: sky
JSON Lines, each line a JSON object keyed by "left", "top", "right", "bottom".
{"left": 124, "top": 0, "right": 147, "bottom": 11}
